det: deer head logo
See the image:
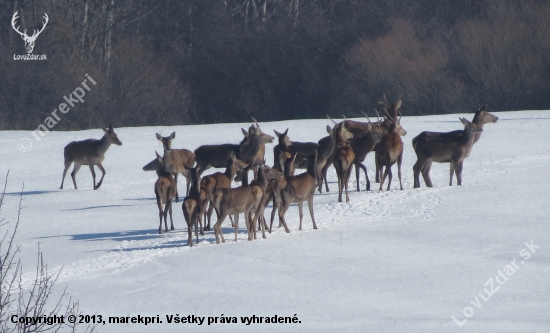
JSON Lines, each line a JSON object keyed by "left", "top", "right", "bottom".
{"left": 11, "top": 11, "right": 48, "bottom": 54}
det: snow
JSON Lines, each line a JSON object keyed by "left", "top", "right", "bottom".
{"left": 1, "top": 111, "right": 549, "bottom": 332}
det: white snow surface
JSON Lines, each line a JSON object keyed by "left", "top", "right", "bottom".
{"left": 1, "top": 111, "right": 549, "bottom": 332}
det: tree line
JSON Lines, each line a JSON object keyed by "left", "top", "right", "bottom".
{"left": 0, "top": 0, "right": 549, "bottom": 131}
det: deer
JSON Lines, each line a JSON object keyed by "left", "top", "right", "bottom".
{"left": 11, "top": 11, "right": 48, "bottom": 54}
{"left": 277, "top": 151, "right": 318, "bottom": 232}
{"left": 333, "top": 128, "right": 355, "bottom": 202}
{"left": 237, "top": 119, "right": 274, "bottom": 181}
{"left": 194, "top": 119, "right": 273, "bottom": 177}
{"left": 374, "top": 97, "right": 407, "bottom": 183}
{"left": 412, "top": 110, "right": 493, "bottom": 188}
{"left": 273, "top": 129, "right": 318, "bottom": 171}
{"left": 182, "top": 165, "right": 202, "bottom": 246}
{"left": 375, "top": 115, "right": 404, "bottom": 191}
{"left": 248, "top": 162, "right": 285, "bottom": 236}
{"left": 155, "top": 132, "right": 196, "bottom": 202}
{"left": 153, "top": 152, "right": 177, "bottom": 234}
{"left": 199, "top": 151, "right": 246, "bottom": 232}
{"left": 345, "top": 111, "right": 385, "bottom": 191}
{"left": 319, "top": 116, "right": 355, "bottom": 193}
{"left": 211, "top": 164, "right": 263, "bottom": 244}
{"left": 60, "top": 123, "right": 122, "bottom": 190}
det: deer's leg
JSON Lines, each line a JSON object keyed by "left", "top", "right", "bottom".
{"left": 229, "top": 215, "right": 235, "bottom": 228}
{"left": 269, "top": 194, "right": 279, "bottom": 233}
{"left": 345, "top": 166, "right": 351, "bottom": 202}
{"left": 379, "top": 165, "right": 386, "bottom": 190}
{"left": 298, "top": 201, "right": 304, "bottom": 230}
{"left": 94, "top": 163, "right": 106, "bottom": 190}
{"left": 206, "top": 201, "right": 215, "bottom": 231}
{"left": 308, "top": 194, "right": 317, "bottom": 230}
{"left": 60, "top": 159, "right": 72, "bottom": 189}
{"left": 233, "top": 214, "right": 239, "bottom": 242}
{"left": 397, "top": 152, "right": 404, "bottom": 190}
{"left": 386, "top": 163, "right": 393, "bottom": 191}
{"left": 87, "top": 164, "right": 98, "bottom": 190}
{"left": 167, "top": 200, "right": 175, "bottom": 230}
{"left": 449, "top": 163, "right": 455, "bottom": 186}
{"left": 421, "top": 161, "right": 433, "bottom": 187}
{"left": 193, "top": 211, "right": 200, "bottom": 245}
{"left": 187, "top": 212, "right": 194, "bottom": 247}
{"left": 413, "top": 159, "right": 421, "bottom": 188}
{"left": 213, "top": 210, "right": 228, "bottom": 244}
{"left": 163, "top": 201, "right": 170, "bottom": 233}
{"left": 354, "top": 162, "right": 361, "bottom": 192}
{"left": 173, "top": 173, "right": 179, "bottom": 202}
{"left": 337, "top": 168, "right": 343, "bottom": 202}
{"left": 70, "top": 164, "right": 82, "bottom": 189}
{"left": 375, "top": 153, "right": 381, "bottom": 183}
{"left": 456, "top": 160, "right": 464, "bottom": 186}
{"left": 357, "top": 162, "right": 369, "bottom": 191}
{"left": 278, "top": 193, "right": 291, "bottom": 233}
{"left": 157, "top": 197, "right": 164, "bottom": 234}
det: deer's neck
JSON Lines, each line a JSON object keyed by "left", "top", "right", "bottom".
{"left": 97, "top": 135, "right": 112, "bottom": 155}
{"left": 225, "top": 162, "right": 236, "bottom": 180}
{"left": 471, "top": 114, "right": 485, "bottom": 144}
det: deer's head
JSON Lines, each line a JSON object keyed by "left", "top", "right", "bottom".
{"left": 473, "top": 105, "right": 499, "bottom": 125}
{"left": 156, "top": 132, "right": 175, "bottom": 151}
{"left": 12, "top": 11, "right": 48, "bottom": 54}
{"left": 103, "top": 123, "right": 123, "bottom": 146}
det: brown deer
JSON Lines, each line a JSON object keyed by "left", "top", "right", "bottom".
{"left": 182, "top": 165, "right": 202, "bottom": 246}
{"left": 343, "top": 111, "right": 385, "bottom": 191}
{"left": 375, "top": 116, "right": 404, "bottom": 191}
{"left": 319, "top": 117, "right": 355, "bottom": 193}
{"left": 156, "top": 132, "right": 196, "bottom": 201}
{"left": 412, "top": 115, "right": 488, "bottom": 188}
{"left": 153, "top": 152, "right": 177, "bottom": 234}
{"left": 333, "top": 131, "right": 355, "bottom": 202}
{"left": 249, "top": 162, "right": 285, "bottom": 236}
{"left": 237, "top": 119, "right": 274, "bottom": 180}
{"left": 374, "top": 98, "right": 407, "bottom": 183}
{"left": 211, "top": 164, "right": 263, "bottom": 244}
{"left": 199, "top": 151, "right": 246, "bottom": 231}
{"left": 269, "top": 151, "right": 298, "bottom": 233}
{"left": 277, "top": 151, "right": 318, "bottom": 232}
{"left": 273, "top": 129, "right": 318, "bottom": 171}
{"left": 60, "top": 123, "right": 122, "bottom": 190}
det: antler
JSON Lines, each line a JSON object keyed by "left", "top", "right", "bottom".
{"left": 251, "top": 117, "right": 260, "bottom": 129}
{"left": 31, "top": 13, "right": 48, "bottom": 38}
{"left": 361, "top": 111, "right": 373, "bottom": 125}
{"left": 373, "top": 108, "right": 381, "bottom": 123}
{"left": 340, "top": 114, "right": 348, "bottom": 120}
{"left": 326, "top": 114, "right": 337, "bottom": 125}
{"left": 11, "top": 11, "right": 27, "bottom": 37}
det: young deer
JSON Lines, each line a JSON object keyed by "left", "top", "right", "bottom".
{"left": 319, "top": 117, "right": 355, "bottom": 193}
{"left": 199, "top": 151, "right": 245, "bottom": 231}
{"left": 375, "top": 116, "right": 404, "bottom": 191}
{"left": 182, "top": 165, "right": 202, "bottom": 246}
{"left": 211, "top": 164, "right": 262, "bottom": 244}
{"left": 412, "top": 117, "right": 485, "bottom": 188}
{"left": 333, "top": 124, "right": 355, "bottom": 202}
{"left": 278, "top": 151, "right": 318, "bottom": 232}
{"left": 273, "top": 129, "right": 317, "bottom": 170}
{"left": 60, "top": 123, "right": 122, "bottom": 190}
{"left": 249, "top": 162, "right": 284, "bottom": 237}
{"left": 153, "top": 152, "right": 177, "bottom": 234}
{"left": 156, "top": 132, "right": 196, "bottom": 201}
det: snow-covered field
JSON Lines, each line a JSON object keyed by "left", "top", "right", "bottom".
{"left": 1, "top": 111, "right": 549, "bottom": 332}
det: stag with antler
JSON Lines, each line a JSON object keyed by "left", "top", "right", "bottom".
{"left": 12, "top": 11, "right": 49, "bottom": 54}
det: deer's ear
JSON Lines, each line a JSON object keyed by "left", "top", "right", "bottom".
{"left": 326, "top": 125, "right": 332, "bottom": 134}
{"left": 480, "top": 104, "right": 486, "bottom": 111}
{"left": 108, "top": 123, "right": 114, "bottom": 131}
{"left": 155, "top": 151, "right": 163, "bottom": 161}
{"left": 274, "top": 129, "right": 281, "bottom": 136}
{"left": 283, "top": 128, "right": 289, "bottom": 136}
{"left": 102, "top": 127, "right": 108, "bottom": 133}
{"left": 156, "top": 133, "right": 162, "bottom": 141}
{"left": 459, "top": 117, "right": 471, "bottom": 126}
{"left": 395, "top": 100, "right": 402, "bottom": 109}
{"left": 242, "top": 128, "right": 248, "bottom": 136}
{"left": 169, "top": 132, "right": 176, "bottom": 140}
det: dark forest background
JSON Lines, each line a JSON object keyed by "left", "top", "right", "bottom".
{"left": 1, "top": 0, "right": 549, "bottom": 130}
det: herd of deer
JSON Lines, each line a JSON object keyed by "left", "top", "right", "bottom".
{"left": 58, "top": 97, "right": 498, "bottom": 247}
